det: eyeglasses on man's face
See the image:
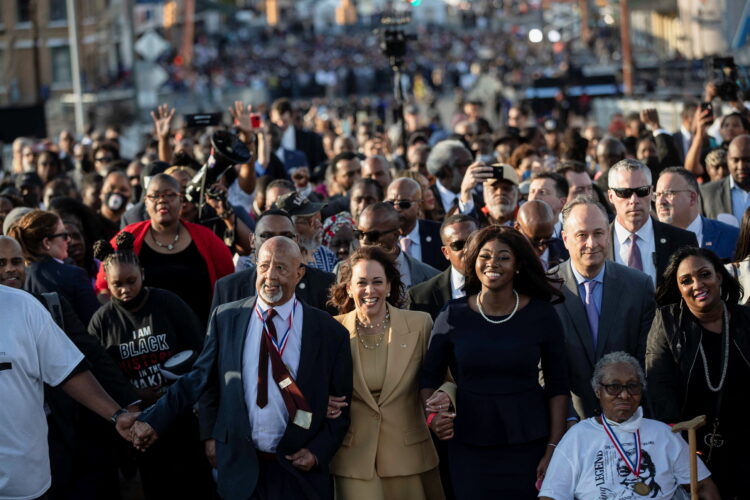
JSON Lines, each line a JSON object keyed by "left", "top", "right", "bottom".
{"left": 354, "top": 227, "right": 399, "bottom": 243}
{"left": 610, "top": 186, "right": 652, "bottom": 199}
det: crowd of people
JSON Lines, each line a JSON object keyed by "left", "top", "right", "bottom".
{"left": 2, "top": 81, "right": 750, "bottom": 500}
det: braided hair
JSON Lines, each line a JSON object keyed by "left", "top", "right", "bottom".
{"left": 93, "top": 231, "right": 140, "bottom": 273}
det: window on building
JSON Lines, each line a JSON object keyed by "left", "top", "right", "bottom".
{"left": 16, "top": 0, "right": 30, "bottom": 23}
{"left": 50, "top": 0, "right": 67, "bottom": 22}
{"left": 51, "top": 46, "right": 72, "bottom": 85}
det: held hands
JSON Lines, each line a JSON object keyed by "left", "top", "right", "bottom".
{"left": 285, "top": 448, "right": 317, "bottom": 471}
{"left": 425, "top": 391, "right": 455, "bottom": 440}
{"left": 130, "top": 420, "right": 159, "bottom": 452}
{"left": 114, "top": 411, "right": 140, "bottom": 442}
{"left": 326, "top": 395, "right": 348, "bottom": 419}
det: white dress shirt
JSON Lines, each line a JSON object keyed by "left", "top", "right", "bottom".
{"left": 679, "top": 125, "right": 692, "bottom": 155}
{"left": 686, "top": 214, "right": 704, "bottom": 247}
{"left": 613, "top": 217, "right": 657, "bottom": 284}
{"left": 281, "top": 125, "right": 296, "bottom": 151}
{"left": 400, "top": 221, "right": 422, "bottom": 262}
{"left": 435, "top": 180, "right": 474, "bottom": 214}
{"left": 242, "top": 294, "right": 304, "bottom": 452}
{"left": 450, "top": 266, "right": 466, "bottom": 299}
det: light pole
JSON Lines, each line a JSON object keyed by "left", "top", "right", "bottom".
{"left": 620, "top": 0, "right": 633, "bottom": 96}
{"left": 66, "top": 0, "right": 85, "bottom": 136}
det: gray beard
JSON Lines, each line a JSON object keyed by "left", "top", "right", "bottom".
{"left": 259, "top": 288, "right": 283, "bottom": 304}
{"left": 298, "top": 232, "right": 322, "bottom": 252}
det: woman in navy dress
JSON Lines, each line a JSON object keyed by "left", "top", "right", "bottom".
{"left": 421, "top": 225, "right": 569, "bottom": 499}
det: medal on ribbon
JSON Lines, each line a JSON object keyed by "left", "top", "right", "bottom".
{"left": 601, "top": 417, "right": 651, "bottom": 496}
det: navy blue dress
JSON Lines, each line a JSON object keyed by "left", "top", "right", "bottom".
{"left": 421, "top": 297, "right": 569, "bottom": 499}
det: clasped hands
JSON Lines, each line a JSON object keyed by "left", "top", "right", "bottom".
{"left": 113, "top": 411, "right": 160, "bottom": 451}
{"left": 424, "top": 391, "right": 455, "bottom": 440}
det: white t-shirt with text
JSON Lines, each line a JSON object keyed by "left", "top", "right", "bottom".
{"left": 0, "top": 286, "right": 84, "bottom": 500}
{"left": 539, "top": 410, "right": 710, "bottom": 500}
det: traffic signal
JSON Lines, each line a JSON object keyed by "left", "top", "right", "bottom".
{"left": 163, "top": 1, "right": 177, "bottom": 28}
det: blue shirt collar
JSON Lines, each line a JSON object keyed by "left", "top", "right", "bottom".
{"left": 570, "top": 261, "right": 605, "bottom": 286}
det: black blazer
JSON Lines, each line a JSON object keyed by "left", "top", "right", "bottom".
{"left": 295, "top": 127, "right": 326, "bottom": 169}
{"left": 547, "top": 238, "right": 569, "bottom": 269}
{"left": 407, "top": 267, "right": 453, "bottom": 320}
{"left": 25, "top": 256, "right": 100, "bottom": 325}
{"left": 211, "top": 264, "right": 337, "bottom": 315}
{"left": 606, "top": 218, "right": 698, "bottom": 286}
{"left": 417, "top": 219, "right": 447, "bottom": 271}
{"left": 139, "top": 298, "right": 353, "bottom": 500}
{"left": 120, "top": 201, "right": 147, "bottom": 229}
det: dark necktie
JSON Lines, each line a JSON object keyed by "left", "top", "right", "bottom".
{"left": 256, "top": 308, "right": 277, "bottom": 408}
{"left": 583, "top": 280, "right": 599, "bottom": 348}
{"left": 628, "top": 233, "right": 643, "bottom": 272}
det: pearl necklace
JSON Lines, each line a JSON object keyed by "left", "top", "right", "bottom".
{"left": 476, "top": 290, "right": 520, "bottom": 324}
{"left": 698, "top": 302, "right": 730, "bottom": 393}
{"left": 151, "top": 224, "right": 180, "bottom": 251}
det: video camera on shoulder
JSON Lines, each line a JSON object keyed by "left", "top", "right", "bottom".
{"left": 185, "top": 130, "right": 250, "bottom": 205}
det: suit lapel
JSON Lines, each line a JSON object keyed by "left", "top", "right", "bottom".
{"left": 652, "top": 218, "right": 670, "bottom": 278}
{"left": 722, "top": 177, "right": 733, "bottom": 215}
{"left": 234, "top": 297, "right": 257, "bottom": 369}
{"left": 560, "top": 261, "right": 596, "bottom": 366}
{"left": 295, "top": 303, "right": 322, "bottom": 398}
{"left": 596, "top": 262, "right": 623, "bottom": 359}
{"left": 379, "top": 305, "right": 418, "bottom": 406}
{"left": 436, "top": 269, "right": 452, "bottom": 304}
{"left": 341, "top": 311, "right": 379, "bottom": 413}
{"left": 701, "top": 217, "right": 714, "bottom": 250}
{"left": 606, "top": 223, "right": 615, "bottom": 261}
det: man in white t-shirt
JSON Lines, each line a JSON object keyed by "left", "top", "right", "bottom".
{"left": 0, "top": 285, "right": 137, "bottom": 500}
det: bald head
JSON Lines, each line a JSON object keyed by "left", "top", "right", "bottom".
{"left": 362, "top": 155, "right": 392, "bottom": 190}
{"left": 0, "top": 235, "right": 26, "bottom": 288}
{"left": 357, "top": 202, "right": 401, "bottom": 252}
{"left": 728, "top": 134, "right": 750, "bottom": 190}
{"left": 514, "top": 200, "right": 555, "bottom": 256}
{"left": 386, "top": 177, "right": 423, "bottom": 234}
{"left": 255, "top": 236, "right": 305, "bottom": 306}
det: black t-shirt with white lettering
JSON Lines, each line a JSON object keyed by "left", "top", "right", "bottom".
{"left": 88, "top": 287, "right": 204, "bottom": 389}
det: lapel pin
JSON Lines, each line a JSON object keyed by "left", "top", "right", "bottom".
{"left": 401, "top": 343, "right": 407, "bottom": 348}
{"left": 660, "top": 238, "right": 667, "bottom": 244}
{"left": 706, "top": 241, "right": 713, "bottom": 246}
{"left": 426, "top": 236, "right": 432, "bottom": 243}
{"left": 299, "top": 282, "right": 306, "bottom": 289}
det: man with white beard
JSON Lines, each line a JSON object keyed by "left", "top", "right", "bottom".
{"left": 274, "top": 191, "right": 338, "bottom": 273}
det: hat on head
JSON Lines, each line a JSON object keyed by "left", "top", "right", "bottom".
{"left": 272, "top": 191, "right": 326, "bottom": 216}
{"left": 3, "top": 207, "right": 33, "bottom": 235}
{"left": 488, "top": 163, "right": 520, "bottom": 186}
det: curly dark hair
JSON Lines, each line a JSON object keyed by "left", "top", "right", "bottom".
{"left": 656, "top": 246, "right": 742, "bottom": 306}
{"left": 327, "top": 246, "right": 405, "bottom": 314}
{"left": 463, "top": 225, "right": 564, "bottom": 303}
{"left": 93, "top": 231, "right": 140, "bottom": 273}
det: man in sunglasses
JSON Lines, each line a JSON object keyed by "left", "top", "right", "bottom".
{"left": 606, "top": 159, "right": 696, "bottom": 286}
{"left": 385, "top": 178, "right": 445, "bottom": 270}
{"left": 408, "top": 214, "right": 478, "bottom": 320}
{"left": 514, "top": 200, "right": 568, "bottom": 271}
{"left": 356, "top": 202, "right": 439, "bottom": 288}
{"left": 210, "top": 209, "right": 336, "bottom": 314}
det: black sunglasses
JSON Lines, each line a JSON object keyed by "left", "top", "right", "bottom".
{"left": 611, "top": 186, "right": 652, "bottom": 199}
{"left": 386, "top": 200, "right": 416, "bottom": 210}
{"left": 600, "top": 383, "right": 643, "bottom": 396}
{"left": 447, "top": 240, "right": 466, "bottom": 251}
{"left": 48, "top": 232, "right": 70, "bottom": 241}
{"left": 530, "top": 237, "right": 554, "bottom": 248}
{"left": 259, "top": 231, "right": 296, "bottom": 240}
{"left": 354, "top": 228, "right": 399, "bottom": 242}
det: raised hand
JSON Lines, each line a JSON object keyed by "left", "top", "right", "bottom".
{"left": 228, "top": 101, "right": 259, "bottom": 134}
{"left": 131, "top": 420, "right": 159, "bottom": 452}
{"left": 150, "top": 104, "right": 176, "bottom": 139}
{"left": 285, "top": 448, "right": 317, "bottom": 471}
{"left": 114, "top": 411, "right": 140, "bottom": 442}
{"left": 639, "top": 108, "right": 661, "bottom": 131}
{"left": 326, "top": 395, "right": 348, "bottom": 419}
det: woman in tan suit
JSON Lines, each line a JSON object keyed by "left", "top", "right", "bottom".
{"left": 327, "top": 245, "right": 445, "bottom": 500}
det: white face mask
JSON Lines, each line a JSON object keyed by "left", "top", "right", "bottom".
{"left": 604, "top": 406, "right": 644, "bottom": 433}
